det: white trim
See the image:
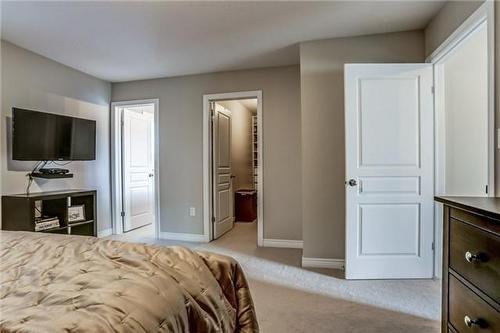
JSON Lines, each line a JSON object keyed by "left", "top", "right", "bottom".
{"left": 97, "top": 228, "right": 113, "bottom": 238}
{"left": 302, "top": 257, "right": 345, "bottom": 270}
{"left": 429, "top": 0, "right": 495, "bottom": 278}
{"left": 203, "top": 91, "right": 264, "bottom": 245}
{"left": 110, "top": 99, "right": 161, "bottom": 239}
{"left": 159, "top": 232, "right": 208, "bottom": 243}
{"left": 262, "top": 239, "right": 303, "bottom": 249}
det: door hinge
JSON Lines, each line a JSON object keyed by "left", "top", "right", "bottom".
{"left": 212, "top": 216, "right": 215, "bottom": 223}
{"left": 120, "top": 211, "right": 125, "bottom": 218}
{"left": 431, "top": 242, "right": 435, "bottom": 251}
{"left": 485, "top": 185, "right": 489, "bottom": 194}
{"left": 431, "top": 86, "right": 435, "bottom": 94}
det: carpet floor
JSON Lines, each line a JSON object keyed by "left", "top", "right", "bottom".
{"left": 107, "top": 222, "right": 441, "bottom": 333}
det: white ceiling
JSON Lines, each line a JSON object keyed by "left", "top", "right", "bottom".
{"left": 1, "top": 1, "right": 445, "bottom": 82}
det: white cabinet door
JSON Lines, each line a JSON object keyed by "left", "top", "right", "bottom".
{"left": 344, "top": 64, "right": 434, "bottom": 279}
{"left": 122, "top": 108, "right": 154, "bottom": 232}
{"left": 212, "top": 103, "right": 234, "bottom": 239}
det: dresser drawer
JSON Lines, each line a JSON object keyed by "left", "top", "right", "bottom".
{"left": 450, "top": 208, "right": 500, "bottom": 235}
{"left": 450, "top": 218, "right": 500, "bottom": 303}
{"left": 449, "top": 275, "right": 499, "bottom": 332}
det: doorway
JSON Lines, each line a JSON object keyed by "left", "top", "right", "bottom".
{"left": 429, "top": 1, "right": 494, "bottom": 278}
{"left": 203, "top": 91, "right": 263, "bottom": 245}
{"left": 110, "top": 99, "right": 160, "bottom": 239}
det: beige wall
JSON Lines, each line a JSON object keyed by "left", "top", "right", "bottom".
{"left": 112, "top": 65, "right": 302, "bottom": 240}
{"left": 300, "top": 30, "right": 425, "bottom": 259}
{"left": 424, "top": 1, "right": 483, "bottom": 57}
{"left": 0, "top": 41, "right": 112, "bottom": 232}
{"left": 217, "top": 100, "right": 254, "bottom": 191}
{"left": 425, "top": 1, "right": 499, "bottom": 196}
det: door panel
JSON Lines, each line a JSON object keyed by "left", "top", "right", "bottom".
{"left": 359, "top": 204, "right": 420, "bottom": 255}
{"left": 213, "top": 103, "right": 234, "bottom": 239}
{"left": 345, "top": 64, "right": 434, "bottom": 279}
{"left": 358, "top": 78, "right": 420, "bottom": 167}
{"left": 122, "top": 107, "right": 155, "bottom": 232}
{"left": 358, "top": 177, "right": 420, "bottom": 195}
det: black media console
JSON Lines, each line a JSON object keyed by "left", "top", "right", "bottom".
{"left": 1, "top": 189, "right": 97, "bottom": 236}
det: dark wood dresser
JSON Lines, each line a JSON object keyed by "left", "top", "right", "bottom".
{"left": 435, "top": 197, "right": 500, "bottom": 333}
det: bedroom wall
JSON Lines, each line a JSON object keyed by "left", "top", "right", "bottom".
{"left": 425, "top": 0, "right": 499, "bottom": 196}
{"left": 0, "top": 41, "right": 112, "bottom": 233}
{"left": 299, "top": 30, "right": 426, "bottom": 260}
{"left": 424, "top": 0, "right": 483, "bottom": 57}
{"left": 112, "top": 65, "right": 302, "bottom": 241}
{"left": 217, "top": 100, "right": 254, "bottom": 191}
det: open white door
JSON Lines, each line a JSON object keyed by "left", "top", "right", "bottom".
{"left": 122, "top": 107, "right": 155, "bottom": 232}
{"left": 345, "top": 64, "right": 434, "bottom": 279}
{"left": 212, "top": 103, "right": 234, "bottom": 239}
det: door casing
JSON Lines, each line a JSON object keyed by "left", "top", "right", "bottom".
{"left": 110, "top": 99, "right": 160, "bottom": 238}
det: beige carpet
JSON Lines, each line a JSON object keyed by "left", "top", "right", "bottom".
{"left": 108, "top": 222, "right": 441, "bottom": 333}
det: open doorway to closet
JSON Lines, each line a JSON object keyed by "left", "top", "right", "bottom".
{"left": 429, "top": 1, "right": 494, "bottom": 278}
{"left": 203, "top": 91, "right": 263, "bottom": 245}
{"left": 110, "top": 99, "right": 160, "bottom": 240}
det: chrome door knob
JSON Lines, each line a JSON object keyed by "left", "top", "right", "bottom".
{"left": 346, "top": 179, "right": 357, "bottom": 187}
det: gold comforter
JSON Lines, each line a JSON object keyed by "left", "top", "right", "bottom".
{"left": 0, "top": 231, "right": 258, "bottom": 333}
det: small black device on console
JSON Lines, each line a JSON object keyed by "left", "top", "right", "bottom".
{"left": 38, "top": 168, "right": 70, "bottom": 175}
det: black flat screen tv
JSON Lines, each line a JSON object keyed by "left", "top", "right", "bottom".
{"left": 12, "top": 108, "right": 96, "bottom": 161}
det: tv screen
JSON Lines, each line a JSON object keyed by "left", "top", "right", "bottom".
{"left": 12, "top": 108, "right": 96, "bottom": 161}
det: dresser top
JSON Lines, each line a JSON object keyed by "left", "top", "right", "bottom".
{"left": 3, "top": 189, "right": 96, "bottom": 199}
{"left": 435, "top": 196, "right": 500, "bottom": 221}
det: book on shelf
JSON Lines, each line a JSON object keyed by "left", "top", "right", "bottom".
{"left": 34, "top": 217, "right": 60, "bottom": 231}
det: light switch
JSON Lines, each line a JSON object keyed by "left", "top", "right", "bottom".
{"left": 189, "top": 207, "right": 196, "bottom": 217}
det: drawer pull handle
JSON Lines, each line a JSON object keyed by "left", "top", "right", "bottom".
{"left": 465, "top": 251, "right": 483, "bottom": 263}
{"left": 464, "top": 315, "right": 487, "bottom": 329}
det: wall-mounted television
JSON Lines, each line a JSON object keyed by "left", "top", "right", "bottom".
{"left": 12, "top": 108, "right": 96, "bottom": 161}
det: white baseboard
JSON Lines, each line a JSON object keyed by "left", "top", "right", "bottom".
{"left": 302, "top": 257, "right": 345, "bottom": 270}
{"left": 159, "top": 232, "right": 208, "bottom": 243}
{"left": 97, "top": 228, "right": 113, "bottom": 238}
{"left": 262, "top": 238, "right": 303, "bottom": 249}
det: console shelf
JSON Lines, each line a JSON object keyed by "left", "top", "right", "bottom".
{"left": 30, "top": 172, "right": 74, "bottom": 179}
{"left": 1, "top": 189, "right": 97, "bottom": 237}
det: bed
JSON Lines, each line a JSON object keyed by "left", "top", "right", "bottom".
{"left": 0, "top": 231, "right": 259, "bottom": 333}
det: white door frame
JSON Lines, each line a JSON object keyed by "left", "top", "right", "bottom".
{"left": 110, "top": 99, "right": 160, "bottom": 239}
{"left": 203, "top": 91, "right": 263, "bottom": 245}
{"left": 427, "top": 1, "right": 495, "bottom": 278}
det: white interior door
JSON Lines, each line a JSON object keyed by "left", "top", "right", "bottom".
{"left": 212, "top": 103, "right": 234, "bottom": 239}
{"left": 345, "top": 64, "right": 434, "bottom": 279}
{"left": 122, "top": 107, "right": 155, "bottom": 232}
